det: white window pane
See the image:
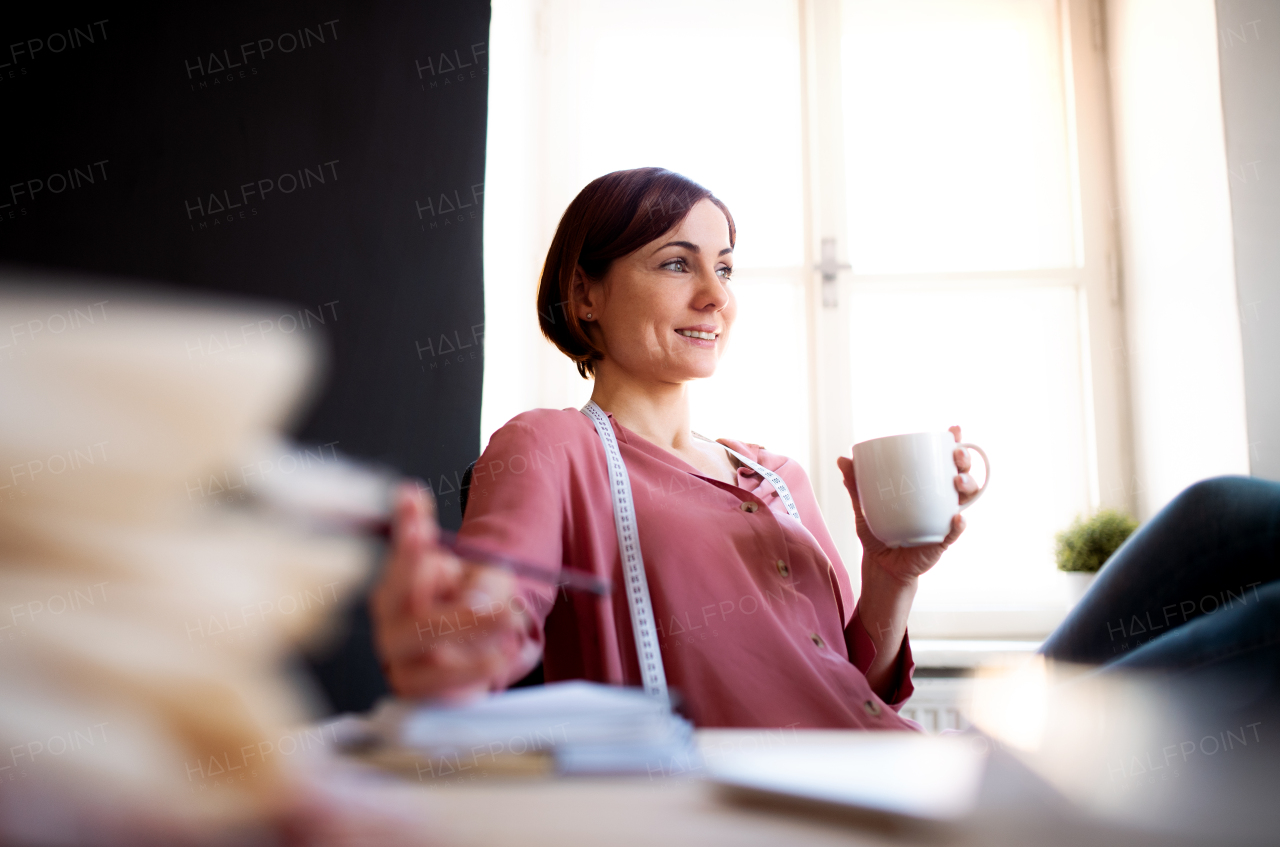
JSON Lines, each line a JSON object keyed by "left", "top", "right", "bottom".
{"left": 576, "top": 0, "right": 805, "bottom": 269}
{"left": 841, "top": 0, "right": 1076, "bottom": 274}
{"left": 848, "top": 284, "right": 1089, "bottom": 607}
{"left": 691, "top": 278, "right": 810, "bottom": 465}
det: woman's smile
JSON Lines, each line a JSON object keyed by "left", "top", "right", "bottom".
{"left": 675, "top": 324, "right": 720, "bottom": 347}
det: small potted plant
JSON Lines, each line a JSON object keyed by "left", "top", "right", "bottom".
{"left": 1055, "top": 509, "right": 1139, "bottom": 605}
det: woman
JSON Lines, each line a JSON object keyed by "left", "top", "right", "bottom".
{"left": 371, "top": 167, "right": 978, "bottom": 729}
{"left": 372, "top": 167, "right": 1280, "bottom": 729}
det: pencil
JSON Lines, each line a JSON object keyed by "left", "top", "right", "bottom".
{"left": 367, "top": 520, "right": 611, "bottom": 597}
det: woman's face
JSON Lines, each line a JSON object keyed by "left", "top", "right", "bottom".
{"left": 579, "top": 198, "right": 736, "bottom": 384}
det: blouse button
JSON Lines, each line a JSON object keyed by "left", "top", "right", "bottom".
{"left": 809, "top": 633, "right": 825, "bottom": 649}
{"left": 863, "top": 699, "right": 883, "bottom": 717}
{"left": 776, "top": 559, "right": 790, "bottom": 578}
{"left": 740, "top": 501, "right": 759, "bottom": 513}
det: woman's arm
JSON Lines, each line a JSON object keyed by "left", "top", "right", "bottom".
{"left": 839, "top": 426, "right": 981, "bottom": 701}
{"left": 371, "top": 484, "right": 538, "bottom": 701}
{"left": 371, "top": 416, "right": 566, "bottom": 700}
{"left": 853, "top": 562, "right": 920, "bottom": 698}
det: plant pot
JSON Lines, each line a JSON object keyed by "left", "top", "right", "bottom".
{"left": 1061, "top": 570, "right": 1097, "bottom": 607}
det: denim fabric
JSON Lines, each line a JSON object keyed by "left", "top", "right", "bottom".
{"left": 1040, "top": 476, "right": 1280, "bottom": 670}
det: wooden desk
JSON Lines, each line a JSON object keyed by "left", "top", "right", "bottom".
{"left": 354, "top": 729, "right": 1228, "bottom": 847}
{"left": 403, "top": 730, "right": 914, "bottom": 847}
{"left": 420, "top": 774, "right": 900, "bottom": 847}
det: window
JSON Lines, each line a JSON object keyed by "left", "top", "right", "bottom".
{"left": 483, "top": 0, "right": 1130, "bottom": 638}
{"left": 804, "top": 0, "right": 1129, "bottom": 636}
{"left": 483, "top": 0, "right": 812, "bottom": 465}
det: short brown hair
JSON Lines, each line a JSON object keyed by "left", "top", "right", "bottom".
{"left": 537, "top": 167, "right": 736, "bottom": 379}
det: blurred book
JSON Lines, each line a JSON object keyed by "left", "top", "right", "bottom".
{"left": 0, "top": 276, "right": 379, "bottom": 844}
{"left": 361, "top": 681, "right": 696, "bottom": 778}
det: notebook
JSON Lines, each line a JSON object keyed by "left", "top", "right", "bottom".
{"left": 706, "top": 733, "right": 988, "bottom": 825}
{"left": 369, "top": 680, "right": 696, "bottom": 776}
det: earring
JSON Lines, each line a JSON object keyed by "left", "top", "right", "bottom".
{"left": 586, "top": 313, "right": 593, "bottom": 320}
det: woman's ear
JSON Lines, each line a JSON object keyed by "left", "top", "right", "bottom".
{"left": 571, "top": 266, "right": 598, "bottom": 322}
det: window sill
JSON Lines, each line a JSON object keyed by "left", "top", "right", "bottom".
{"left": 902, "top": 639, "right": 1042, "bottom": 733}
{"left": 910, "top": 638, "right": 1042, "bottom": 670}
{"left": 907, "top": 606, "right": 1067, "bottom": 640}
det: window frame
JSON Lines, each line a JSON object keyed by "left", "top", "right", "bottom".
{"left": 798, "top": 0, "right": 1134, "bottom": 638}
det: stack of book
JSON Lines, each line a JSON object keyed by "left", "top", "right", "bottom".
{"left": 364, "top": 681, "right": 696, "bottom": 778}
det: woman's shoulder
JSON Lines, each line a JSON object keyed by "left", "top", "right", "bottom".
{"left": 484, "top": 407, "right": 598, "bottom": 452}
{"left": 473, "top": 408, "right": 599, "bottom": 485}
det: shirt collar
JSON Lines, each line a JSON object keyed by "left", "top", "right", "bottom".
{"left": 603, "top": 410, "right": 629, "bottom": 444}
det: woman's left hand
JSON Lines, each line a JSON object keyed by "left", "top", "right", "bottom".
{"left": 836, "top": 425, "right": 979, "bottom": 583}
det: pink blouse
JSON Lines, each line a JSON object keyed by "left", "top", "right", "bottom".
{"left": 456, "top": 407, "right": 919, "bottom": 730}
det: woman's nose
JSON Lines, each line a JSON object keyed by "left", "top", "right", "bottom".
{"left": 694, "top": 267, "right": 730, "bottom": 310}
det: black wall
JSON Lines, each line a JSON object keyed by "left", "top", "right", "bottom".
{"left": 0, "top": 2, "right": 491, "bottom": 712}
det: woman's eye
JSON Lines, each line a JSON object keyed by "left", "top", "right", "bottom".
{"left": 717, "top": 266, "right": 734, "bottom": 280}
{"left": 662, "top": 259, "right": 688, "bottom": 273}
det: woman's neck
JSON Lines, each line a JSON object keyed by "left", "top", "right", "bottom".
{"left": 588, "top": 366, "right": 694, "bottom": 452}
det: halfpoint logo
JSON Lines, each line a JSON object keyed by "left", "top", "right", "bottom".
{"left": 184, "top": 160, "right": 339, "bottom": 230}
{"left": 414, "top": 183, "right": 483, "bottom": 231}
{"left": 1, "top": 160, "right": 110, "bottom": 223}
{"left": 184, "top": 20, "right": 339, "bottom": 90}
{"left": 414, "top": 41, "right": 487, "bottom": 90}
{"left": 1, "top": 19, "right": 109, "bottom": 80}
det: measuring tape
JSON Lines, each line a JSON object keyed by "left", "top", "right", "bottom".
{"left": 692, "top": 431, "right": 801, "bottom": 522}
{"left": 581, "top": 402, "right": 802, "bottom": 704}
{"left": 582, "top": 401, "right": 669, "bottom": 703}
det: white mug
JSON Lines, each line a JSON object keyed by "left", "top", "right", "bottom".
{"left": 851, "top": 432, "right": 990, "bottom": 548}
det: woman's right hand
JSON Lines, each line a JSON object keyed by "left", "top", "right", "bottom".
{"left": 370, "top": 483, "right": 538, "bottom": 702}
